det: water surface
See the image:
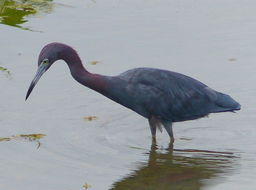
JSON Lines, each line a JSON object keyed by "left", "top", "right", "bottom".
{"left": 0, "top": 0, "right": 255, "bottom": 189}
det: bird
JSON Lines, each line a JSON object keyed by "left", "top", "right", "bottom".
{"left": 26, "top": 42, "right": 241, "bottom": 142}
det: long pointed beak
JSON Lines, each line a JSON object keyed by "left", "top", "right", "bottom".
{"left": 25, "top": 64, "right": 48, "bottom": 100}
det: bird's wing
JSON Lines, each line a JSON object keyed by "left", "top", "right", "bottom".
{"left": 119, "top": 68, "right": 216, "bottom": 121}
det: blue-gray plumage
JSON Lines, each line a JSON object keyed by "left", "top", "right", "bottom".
{"left": 26, "top": 43, "right": 241, "bottom": 142}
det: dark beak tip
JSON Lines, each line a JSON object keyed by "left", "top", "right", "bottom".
{"left": 25, "top": 87, "right": 33, "bottom": 101}
{"left": 25, "top": 83, "right": 34, "bottom": 101}
{"left": 25, "top": 63, "right": 46, "bottom": 101}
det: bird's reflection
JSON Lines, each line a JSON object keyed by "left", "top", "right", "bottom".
{"left": 111, "top": 142, "right": 238, "bottom": 190}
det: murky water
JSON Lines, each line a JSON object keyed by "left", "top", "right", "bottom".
{"left": 0, "top": 0, "right": 255, "bottom": 189}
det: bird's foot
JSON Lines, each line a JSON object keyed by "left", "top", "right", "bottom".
{"left": 170, "top": 137, "right": 175, "bottom": 144}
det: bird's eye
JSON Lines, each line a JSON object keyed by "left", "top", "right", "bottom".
{"left": 42, "top": 59, "right": 49, "bottom": 64}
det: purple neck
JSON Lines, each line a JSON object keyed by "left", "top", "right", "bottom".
{"left": 59, "top": 45, "right": 87, "bottom": 76}
{"left": 58, "top": 45, "right": 108, "bottom": 94}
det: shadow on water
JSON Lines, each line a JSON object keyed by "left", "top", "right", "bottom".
{"left": 111, "top": 143, "right": 238, "bottom": 190}
{"left": 0, "top": 0, "right": 54, "bottom": 30}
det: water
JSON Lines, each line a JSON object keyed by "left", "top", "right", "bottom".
{"left": 0, "top": 0, "right": 255, "bottom": 189}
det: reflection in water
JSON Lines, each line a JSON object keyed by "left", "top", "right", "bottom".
{"left": 111, "top": 143, "right": 238, "bottom": 190}
{"left": 0, "top": 0, "right": 54, "bottom": 30}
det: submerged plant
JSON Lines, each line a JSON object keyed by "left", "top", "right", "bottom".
{"left": 83, "top": 183, "right": 91, "bottom": 190}
{"left": 0, "top": 133, "right": 46, "bottom": 148}
{"left": 0, "top": 0, "right": 54, "bottom": 30}
{"left": 83, "top": 116, "right": 97, "bottom": 121}
{"left": 89, "top": 61, "right": 100, "bottom": 65}
{"left": 0, "top": 66, "right": 11, "bottom": 78}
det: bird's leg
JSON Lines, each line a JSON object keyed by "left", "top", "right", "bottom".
{"left": 148, "top": 117, "right": 157, "bottom": 140}
{"left": 151, "top": 135, "right": 157, "bottom": 146}
{"left": 163, "top": 122, "right": 174, "bottom": 143}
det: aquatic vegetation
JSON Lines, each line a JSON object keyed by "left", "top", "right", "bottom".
{"left": 0, "top": 133, "right": 46, "bottom": 148}
{"left": 83, "top": 116, "right": 97, "bottom": 121}
{"left": 0, "top": 66, "right": 11, "bottom": 77}
{"left": 89, "top": 61, "right": 100, "bottom": 65}
{"left": 15, "top": 133, "right": 46, "bottom": 141}
{"left": 83, "top": 183, "right": 91, "bottom": 190}
{"left": 0, "top": 137, "right": 11, "bottom": 141}
{"left": 0, "top": 0, "right": 54, "bottom": 30}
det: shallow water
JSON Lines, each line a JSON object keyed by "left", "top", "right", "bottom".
{"left": 0, "top": 0, "right": 255, "bottom": 189}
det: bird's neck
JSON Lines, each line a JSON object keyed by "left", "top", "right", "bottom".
{"left": 60, "top": 47, "right": 109, "bottom": 94}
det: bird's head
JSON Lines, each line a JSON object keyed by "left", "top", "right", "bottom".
{"left": 25, "top": 42, "right": 70, "bottom": 100}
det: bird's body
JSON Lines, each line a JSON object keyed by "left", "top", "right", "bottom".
{"left": 26, "top": 43, "right": 241, "bottom": 142}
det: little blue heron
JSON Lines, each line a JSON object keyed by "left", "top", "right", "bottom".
{"left": 26, "top": 42, "right": 241, "bottom": 142}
